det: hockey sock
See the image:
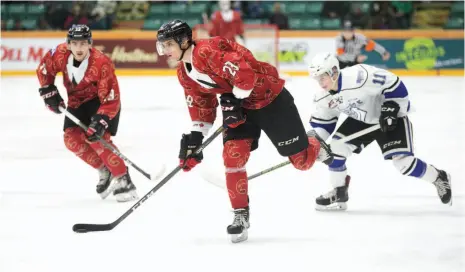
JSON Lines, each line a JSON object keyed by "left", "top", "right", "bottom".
{"left": 223, "top": 139, "right": 252, "bottom": 209}
{"left": 64, "top": 127, "right": 103, "bottom": 169}
{"left": 329, "top": 158, "right": 348, "bottom": 188}
{"left": 88, "top": 132, "right": 127, "bottom": 178}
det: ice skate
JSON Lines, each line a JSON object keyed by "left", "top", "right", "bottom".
{"left": 315, "top": 175, "right": 350, "bottom": 211}
{"left": 96, "top": 166, "right": 118, "bottom": 199}
{"left": 432, "top": 168, "right": 452, "bottom": 205}
{"left": 227, "top": 207, "right": 250, "bottom": 243}
{"left": 113, "top": 168, "right": 138, "bottom": 202}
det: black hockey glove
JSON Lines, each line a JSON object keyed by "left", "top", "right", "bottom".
{"left": 39, "top": 84, "right": 65, "bottom": 114}
{"left": 379, "top": 101, "right": 400, "bottom": 132}
{"left": 86, "top": 114, "right": 110, "bottom": 142}
{"left": 307, "top": 130, "right": 334, "bottom": 166}
{"left": 220, "top": 93, "right": 246, "bottom": 128}
{"left": 179, "top": 131, "right": 204, "bottom": 172}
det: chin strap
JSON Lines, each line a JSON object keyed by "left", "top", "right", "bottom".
{"left": 178, "top": 41, "right": 194, "bottom": 61}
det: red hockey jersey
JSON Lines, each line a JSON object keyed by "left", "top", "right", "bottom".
{"left": 209, "top": 10, "right": 244, "bottom": 42}
{"left": 36, "top": 43, "right": 120, "bottom": 119}
{"left": 177, "top": 37, "right": 285, "bottom": 135}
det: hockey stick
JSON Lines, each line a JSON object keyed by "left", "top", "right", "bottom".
{"left": 60, "top": 106, "right": 153, "bottom": 180}
{"left": 72, "top": 125, "right": 226, "bottom": 233}
{"left": 201, "top": 124, "right": 381, "bottom": 188}
{"left": 247, "top": 124, "right": 381, "bottom": 181}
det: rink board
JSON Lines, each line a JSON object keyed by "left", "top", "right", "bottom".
{"left": 1, "top": 29, "right": 463, "bottom": 76}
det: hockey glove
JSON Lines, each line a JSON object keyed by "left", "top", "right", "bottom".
{"left": 179, "top": 131, "right": 204, "bottom": 172}
{"left": 307, "top": 130, "right": 334, "bottom": 166}
{"left": 220, "top": 93, "right": 246, "bottom": 128}
{"left": 379, "top": 101, "right": 400, "bottom": 132}
{"left": 39, "top": 84, "right": 65, "bottom": 114}
{"left": 87, "top": 114, "right": 110, "bottom": 142}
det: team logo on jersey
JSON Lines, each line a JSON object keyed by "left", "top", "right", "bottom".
{"left": 328, "top": 96, "right": 343, "bottom": 109}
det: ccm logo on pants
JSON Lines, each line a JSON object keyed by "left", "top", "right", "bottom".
{"left": 383, "top": 140, "right": 401, "bottom": 148}
{"left": 278, "top": 136, "right": 299, "bottom": 146}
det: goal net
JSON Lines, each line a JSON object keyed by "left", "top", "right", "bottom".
{"left": 193, "top": 24, "right": 279, "bottom": 70}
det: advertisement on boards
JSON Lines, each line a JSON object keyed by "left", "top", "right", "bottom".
{"left": 364, "top": 38, "right": 464, "bottom": 70}
{"left": 1, "top": 38, "right": 63, "bottom": 70}
{"left": 277, "top": 37, "right": 336, "bottom": 71}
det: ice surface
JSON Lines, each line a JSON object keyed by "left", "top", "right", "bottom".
{"left": 0, "top": 75, "right": 464, "bottom": 272}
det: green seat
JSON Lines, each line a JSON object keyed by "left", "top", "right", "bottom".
{"left": 186, "top": 17, "right": 202, "bottom": 27}
{"left": 286, "top": 3, "right": 307, "bottom": 15}
{"left": 306, "top": 2, "right": 323, "bottom": 14}
{"left": 27, "top": 4, "right": 45, "bottom": 15}
{"left": 445, "top": 16, "right": 464, "bottom": 29}
{"left": 450, "top": 1, "right": 464, "bottom": 13}
{"left": 302, "top": 17, "right": 322, "bottom": 30}
{"left": 244, "top": 18, "right": 266, "bottom": 25}
{"left": 1, "top": 4, "right": 7, "bottom": 17}
{"left": 143, "top": 19, "right": 163, "bottom": 30}
{"left": 322, "top": 18, "right": 341, "bottom": 29}
{"left": 6, "top": 19, "right": 15, "bottom": 30}
{"left": 149, "top": 4, "right": 170, "bottom": 15}
{"left": 8, "top": 4, "right": 26, "bottom": 16}
{"left": 22, "top": 19, "right": 38, "bottom": 30}
{"left": 359, "top": 2, "right": 372, "bottom": 13}
{"left": 169, "top": 4, "right": 187, "bottom": 15}
{"left": 187, "top": 3, "right": 208, "bottom": 14}
{"left": 289, "top": 18, "right": 303, "bottom": 29}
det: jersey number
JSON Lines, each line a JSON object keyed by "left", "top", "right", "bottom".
{"left": 223, "top": 61, "right": 239, "bottom": 76}
{"left": 372, "top": 73, "right": 386, "bottom": 85}
{"left": 186, "top": 95, "right": 194, "bottom": 108}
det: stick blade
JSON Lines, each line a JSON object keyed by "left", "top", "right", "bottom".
{"left": 72, "top": 223, "right": 113, "bottom": 233}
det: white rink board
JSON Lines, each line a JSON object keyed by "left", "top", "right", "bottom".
{"left": 1, "top": 38, "right": 64, "bottom": 70}
{"left": 0, "top": 76, "right": 464, "bottom": 272}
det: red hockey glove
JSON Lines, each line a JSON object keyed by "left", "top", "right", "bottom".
{"left": 179, "top": 131, "right": 204, "bottom": 172}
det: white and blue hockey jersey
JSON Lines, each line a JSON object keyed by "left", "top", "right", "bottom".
{"left": 310, "top": 64, "right": 410, "bottom": 140}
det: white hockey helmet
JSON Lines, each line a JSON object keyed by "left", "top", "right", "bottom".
{"left": 308, "top": 52, "right": 340, "bottom": 82}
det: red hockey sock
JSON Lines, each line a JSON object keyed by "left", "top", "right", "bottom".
{"left": 223, "top": 139, "right": 252, "bottom": 209}
{"left": 64, "top": 127, "right": 103, "bottom": 169}
{"left": 226, "top": 171, "right": 249, "bottom": 209}
{"left": 88, "top": 132, "right": 127, "bottom": 178}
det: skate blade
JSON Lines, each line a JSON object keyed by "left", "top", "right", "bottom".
{"left": 99, "top": 179, "right": 119, "bottom": 200}
{"left": 115, "top": 190, "right": 139, "bottom": 202}
{"left": 230, "top": 230, "right": 248, "bottom": 243}
{"left": 315, "top": 202, "right": 347, "bottom": 211}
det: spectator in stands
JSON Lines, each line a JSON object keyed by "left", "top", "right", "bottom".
{"left": 370, "top": 1, "right": 397, "bottom": 29}
{"left": 345, "top": 3, "right": 370, "bottom": 29}
{"left": 37, "top": 16, "right": 52, "bottom": 30}
{"left": 392, "top": 1, "right": 413, "bottom": 29}
{"left": 90, "top": 6, "right": 107, "bottom": 30}
{"left": 247, "top": 1, "right": 265, "bottom": 19}
{"left": 269, "top": 3, "right": 289, "bottom": 30}
{"left": 12, "top": 19, "right": 26, "bottom": 31}
{"left": 1, "top": 20, "right": 6, "bottom": 31}
{"left": 46, "top": 2, "right": 70, "bottom": 30}
{"left": 64, "top": 4, "right": 89, "bottom": 29}
{"left": 322, "top": 1, "right": 348, "bottom": 19}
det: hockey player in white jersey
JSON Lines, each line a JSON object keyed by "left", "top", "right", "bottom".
{"left": 307, "top": 52, "right": 452, "bottom": 210}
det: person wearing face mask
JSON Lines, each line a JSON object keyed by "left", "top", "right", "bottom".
{"left": 36, "top": 24, "right": 138, "bottom": 202}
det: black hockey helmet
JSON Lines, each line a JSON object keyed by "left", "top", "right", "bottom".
{"left": 156, "top": 19, "right": 193, "bottom": 60}
{"left": 67, "top": 24, "right": 92, "bottom": 44}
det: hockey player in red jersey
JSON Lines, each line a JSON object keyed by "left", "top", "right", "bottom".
{"left": 36, "top": 25, "right": 138, "bottom": 202}
{"left": 206, "top": 0, "right": 244, "bottom": 44}
{"left": 156, "top": 20, "right": 333, "bottom": 243}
